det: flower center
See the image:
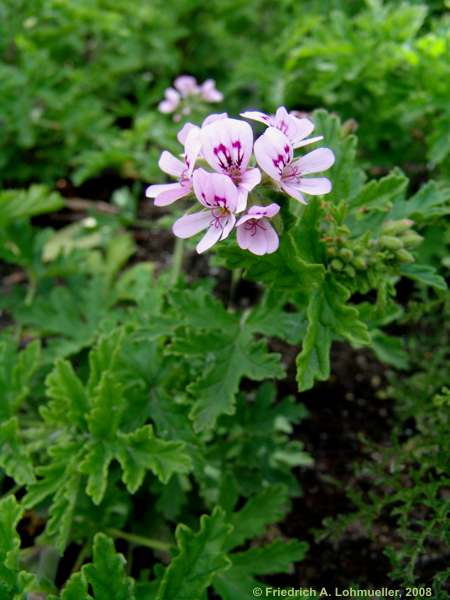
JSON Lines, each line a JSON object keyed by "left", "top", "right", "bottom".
{"left": 244, "top": 218, "right": 267, "bottom": 236}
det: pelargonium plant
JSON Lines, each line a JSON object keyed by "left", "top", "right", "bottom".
{"left": 147, "top": 107, "right": 335, "bottom": 255}
{"left": 158, "top": 75, "right": 223, "bottom": 121}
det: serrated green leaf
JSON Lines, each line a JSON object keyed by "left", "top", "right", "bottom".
{"left": 79, "top": 442, "right": 114, "bottom": 506}
{"left": 231, "top": 539, "right": 308, "bottom": 575}
{"left": 0, "top": 339, "right": 41, "bottom": 420}
{"left": 400, "top": 263, "right": 447, "bottom": 291}
{"left": 83, "top": 533, "right": 135, "bottom": 600}
{"left": 117, "top": 425, "right": 192, "bottom": 491}
{"left": 156, "top": 508, "right": 232, "bottom": 600}
{"left": 0, "top": 417, "right": 34, "bottom": 485}
{"left": 312, "top": 109, "right": 365, "bottom": 202}
{"left": 42, "top": 359, "right": 88, "bottom": 430}
{"left": 296, "top": 277, "right": 370, "bottom": 391}
{"left": 87, "top": 372, "right": 125, "bottom": 439}
{"left": 0, "top": 496, "right": 22, "bottom": 591}
{"left": 0, "top": 185, "right": 63, "bottom": 226}
{"left": 226, "top": 484, "right": 290, "bottom": 550}
{"left": 390, "top": 181, "right": 450, "bottom": 220}
{"left": 60, "top": 572, "right": 93, "bottom": 600}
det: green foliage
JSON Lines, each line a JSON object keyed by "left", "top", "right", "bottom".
{"left": 0, "top": 0, "right": 449, "bottom": 594}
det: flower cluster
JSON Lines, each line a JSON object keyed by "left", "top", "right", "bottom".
{"left": 158, "top": 75, "right": 223, "bottom": 122}
{"left": 147, "top": 107, "right": 335, "bottom": 255}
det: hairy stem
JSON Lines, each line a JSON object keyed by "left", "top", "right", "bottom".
{"left": 105, "top": 528, "right": 172, "bottom": 552}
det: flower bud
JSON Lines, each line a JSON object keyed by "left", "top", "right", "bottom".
{"left": 352, "top": 256, "right": 367, "bottom": 270}
{"left": 382, "top": 219, "right": 414, "bottom": 235}
{"left": 344, "top": 265, "right": 356, "bottom": 278}
{"left": 380, "top": 236, "right": 403, "bottom": 250}
{"left": 396, "top": 249, "right": 415, "bottom": 263}
{"left": 339, "top": 248, "right": 353, "bottom": 261}
{"left": 401, "top": 232, "right": 423, "bottom": 248}
{"left": 330, "top": 259, "right": 344, "bottom": 271}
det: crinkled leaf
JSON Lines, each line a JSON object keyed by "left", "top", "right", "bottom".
{"left": 0, "top": 417, "right": 34, "bottom": 485}
{"left": 400, "top": 263, "right": 447, "bottom": 291}
{"left": 156, "top": 508, "right": 232, "bottom": 600}
{"left": 83, "top": 533, "right": 135, "bottom": 600}
{"left": 42, "top": 359, "right": 88, "bottom": 430}
{"left": 226, "top": 484, "right": 290, "bottom": 550}
{"left": 296, "top": 278, "right": 370, "bottom": 391}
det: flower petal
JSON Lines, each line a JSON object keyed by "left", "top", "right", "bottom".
{"left": 158, "top": 151, "right": 184, "bottom": 177}
{"left": 172, "top": 210, "right": 211, "bottom": 239}
{"left": 295, "top": 148, "right": 335, "bottom": 175}
{"left": 254, "top": 127, "right": 293, "bottom": 181}
{"left": 201, "top": 118, "right": 253, "bottom": 173}
{"left": 293, "top": 135, "right": 324, "bottom": 149}
{"left": 240, "top": 110, "right": 272, "bottom": 126}
{"left": 196, "top": 214, "right": 235, "bottom": 253}
{"left": 184, "top": 129, "right": 201, "bottom": 175}
{"left": 174, "top": 75, "right": 198, "bottom": 96}
{"left": 155, "top": 185, "right": 191, "bottom": 206}
{"left": 177, "top": 122, "right": 199, "bottom": 145}
{"left": 280, "top": 182, "right": 307, "bottom": 204}
{"left": 239, "top": 167, "right": 261, "bottom": 192}
{"left": 200, "top": 79, "right": 223, "bottom": 102}
{"left": 289, "top": 117, "right": 315, "bottom": 145}
{"left": 297, "top": 177, "right": 332, "bottom": 196}
{"left": 192, "top": 169, "right": 238, "bottom": 212}
{"left": 145, "top": 183, "right": 178, "bottom": 198}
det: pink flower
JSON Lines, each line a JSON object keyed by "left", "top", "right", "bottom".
{"left": 236, "top": 203, "right": 280, "bottom": 255}
{"left": 173, "top": 169, "right": 238, "bottom": 253}
{"left": 145, "top": 129, "right": 201, "bottom": 206}
{"left": 201, "top": 117, "right": 261, "bottom": 212}
{"left": 254, "top": 127, "right": 335, "bottom": 204}
{"left": 158, "top": 88, "right": 180, "bottom": 114}
{"left": 174, "top": 75, "right": 199, "bottom": 96}
{"left": 241, "top": 106, "right": 323, "bottom": 149}
{"left": 200, "top": 79, "right": 223, "bottom": 102}
{"left": 177, "top": 113, "right": 228, "bottom": 146}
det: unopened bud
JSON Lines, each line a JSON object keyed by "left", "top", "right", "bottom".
{"left": 380, "top": 236, "right": 403, "bottom": 250}
{"left": 344, "top": 265, "right": 356, "bottom": 277}
{"left": 382, "top": 219, "right": 413, "bottom": 235}
{"left": 402, "top": 232, "right": 423, "bottom": 248}
{"left": 330, "top": 259, "right": 344, "bottom": 271}
{"left": 353, "top": 256, "right": 367, "bottom": 270}
{"left": 339, "top": 248, "right": 353, "bottom": 261}
{"left": 327, "top": 246, "right": 337, "bottom": 256}
{"left": 396, "top": 249, "right": 415, "bottom": 263}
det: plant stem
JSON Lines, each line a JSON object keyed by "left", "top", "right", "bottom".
{"left": 229, "top": 268, "right": 242, "bottom": 307}
{"left": 105, "top": 528, "right": 172, "bottom": 552}
{"left": 71, "top": 541, "right": 91, "bottom": 574}
{"left": 170, "top": 237, "right": 185, "bottom": 286}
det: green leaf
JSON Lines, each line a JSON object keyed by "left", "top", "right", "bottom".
{"left": 0, "top": 339, "right": 41, "bottom": 420}
{"left": 0, "top": 496, "right": 23, "bottom": 592}
{"left": 42, "top": 359, "right": 89, "bottom": 430}
{"left": 226, "top": 484, "right": 290, "bottom": 550}
{"left": 170, "top": 289, "right": 285, "bottom": 432}
{"left": 390, "top": 181, "right": 450, "bottom": 220}
{"left": 116, "top": 425, "right": 192, "bottom": 492}
{"left": 87, "top": 372, "right": 126, "bottom": 439}
{"left": 312, "top": 109, "right": 365, "bottom": 202}
{"left": 296, "top": 278, "right": 370, "bottom": 391}
{"left": 79, "top": 442, "right": 114, "bottom": 506}
{"left": 400, "top": 264, "right": 447, "bottom": 291}
{"left": 0, "top": 417, "right": 34, "bottom": 485}
{"left": 23, "top": 442, "right": 83, "bottom": 552}
{"left": 231, "top": 539, "right": 308, "bottom": 575}
{"left": 83, "top": 533, "right": 135, "bottom": 600}
{"left": 156, "top": 508, "right": 232, "bottom": 600}
{"left": 0, "top": 185, "right": 63, "bottom": 226}
{"left": 60, "top": 572, "right": 93, "bottom": 600}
